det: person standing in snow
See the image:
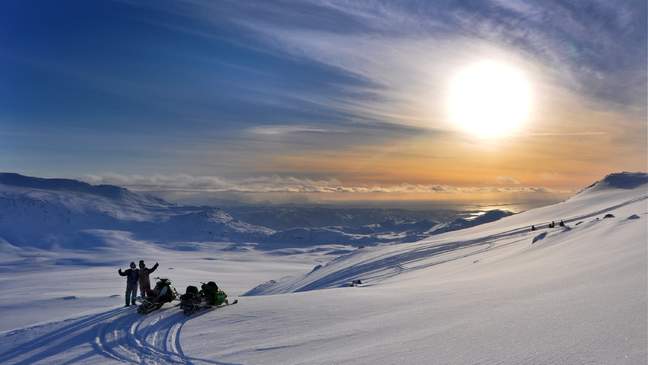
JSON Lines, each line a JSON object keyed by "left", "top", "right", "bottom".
{"left": 118, "top": 262, "right": 139, "bottom": 307}
{"left": 138, "top": 260, "right": 159, "bottom": 298}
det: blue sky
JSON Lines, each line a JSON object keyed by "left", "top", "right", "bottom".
{"left": 1, "top": 0, "right": 645, "bottom": 203}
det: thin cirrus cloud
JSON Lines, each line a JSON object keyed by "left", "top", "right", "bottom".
{"left": 187, "top": 0, "right": 646, "bottom": 127}
{"left": 1, "top": 1, "right": 644, "bottom": 197}
{"left": 246, "top": 125, "right": 346, "bottom": 136}
{"left": 525, "top": 131, "right": 607, "bottom": 137}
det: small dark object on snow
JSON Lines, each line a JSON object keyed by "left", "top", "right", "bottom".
{"left": 531, "top": 225, "right": 536, "bottom": 231}
{"left": 349, "top": 279, "right": 363, "bottom": 287}
{"left": 558, "top": 220, "right": 565, "bottom": 227}
{"left": 532, "top": 232, "right": 547, "bottom": 244}
{"left": 548, "top": 221, "right": 555, "bottom": 228}
{"left": 603, "top": 213, "right": 615, "bottom": 219}
{"left": 575, "top": 221, "right": 583, "bottom": 226}
{"left": 628, "top": 214, "right": 640, "bottom": 220}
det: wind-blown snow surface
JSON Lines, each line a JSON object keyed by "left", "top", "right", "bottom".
{"left": 0, "top": 173, "right": 646, "bottom": 364}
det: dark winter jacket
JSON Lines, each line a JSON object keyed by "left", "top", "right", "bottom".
{"left": 138, "top": 263, "right": 159, "bottom": 289}
{"left": 118, "top": 268, "right": 139, "bottom": 285}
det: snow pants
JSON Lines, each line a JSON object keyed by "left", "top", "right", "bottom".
{"left": 140, "top": 282, "right": 153, "bottom": 298}
{"left": 125, "top": 283, "right": 138, "bottom": 306}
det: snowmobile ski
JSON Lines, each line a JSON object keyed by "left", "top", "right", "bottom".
{"left": 182, "top": 299, "right": 238, "bottom": 316}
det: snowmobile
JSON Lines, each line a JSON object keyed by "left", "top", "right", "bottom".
{"left": 137, "top": 277, "right": 177, "bottom": 314}
{"left": 179, "top": 285, "right": 203, "bottom": 315}
{"left": 179, "top": 281, "right": 237, "bottom": 316}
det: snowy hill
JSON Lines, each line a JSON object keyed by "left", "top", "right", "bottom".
{"left": 581, "top": 171, "right": 648, "bottom": 191}
{"left": 246, "top": 172, "right": 647, "bottom": 295}
{"left": 0, "top": 172, "right": 645, "bottom": 364}
{"left": 0, "top": 173, "right": 271, "bottom": 248}
{"left": 0, "top": 173, "right": 512, "bottom": 250}
{"left": 429, "top": 209, "right": 512, "bottom": 235}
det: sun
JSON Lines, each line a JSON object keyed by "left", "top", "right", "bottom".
{"left": 447, "top": 60, "right": 532, "bottom": 138}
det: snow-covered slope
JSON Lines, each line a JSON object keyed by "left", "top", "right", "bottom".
{"left": 247, "top": 172, "right": 647, "bottom": 295}
{"left": 429, "top": 208, "right": 513, "bottom": 235}
{"left": 0, "top": 173, "right": 272, "bottom": 247}
{"left": 0, "top": 172, "right": 645, "bottom": 364}
{"left": 0, "top": 173, "right": 511, "bottom": 249}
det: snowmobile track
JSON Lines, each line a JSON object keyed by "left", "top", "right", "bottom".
{"left": 92, "top": 306, "right": 234, "bottom": 365}
{"left": 92, "top": 306, "right": 198, "bottom": 364}
{"left": 94, "top": 309, "right": 229, "bottom": 364}
{"left": 0, "top": 302, "right": 239, "bottom": 364}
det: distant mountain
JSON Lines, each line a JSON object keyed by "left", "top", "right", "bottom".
{"left": 0, "top": 173, "right": 271, "bottom": 248}
{"left": 581, "top": 172, "right": 648, "bottom": 192}
{"left": 0, "top": 173, "right": 516, "bottom": 249}
{"left": 0, "top": 172, "right": 159, "bottom": 202}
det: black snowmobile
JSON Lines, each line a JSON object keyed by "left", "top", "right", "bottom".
{"left": 137, "top": 277, "right": 177, "bottom": 314}
{"left": 179, "top": 285, "right": 202, "bottom": 315}
{"left": 179, "top": 281, "right": 237, "bottom": 316}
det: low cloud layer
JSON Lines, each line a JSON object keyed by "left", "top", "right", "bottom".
{"left": 82, "top": 173, "right": 564, "bottom": 195}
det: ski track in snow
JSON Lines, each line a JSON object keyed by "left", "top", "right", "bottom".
{"left": 0, "top": 304, "right": 236, "bottom": 365}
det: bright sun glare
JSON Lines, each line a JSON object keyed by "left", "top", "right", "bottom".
{"left": 447, "top": 60, "right": 532, "bottom": 138}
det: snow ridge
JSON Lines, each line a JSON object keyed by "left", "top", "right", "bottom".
{"left": 246, "top": 173, "right": 648, "bottom": 295}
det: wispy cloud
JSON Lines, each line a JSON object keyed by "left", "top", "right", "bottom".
{"left": 152, "top": 0, "right": 645, "bottom": 132}
{"left": 496, "top": 176, "right": 521, "bottom": 185}
{"left": 525, "top": 131, "right": 607, "bottom": 137}
{"left": 247, "top": 125, "right": 346, "bottom": 136}
{"left": 4, "top": 1, "right": 644, "bottom": 188}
